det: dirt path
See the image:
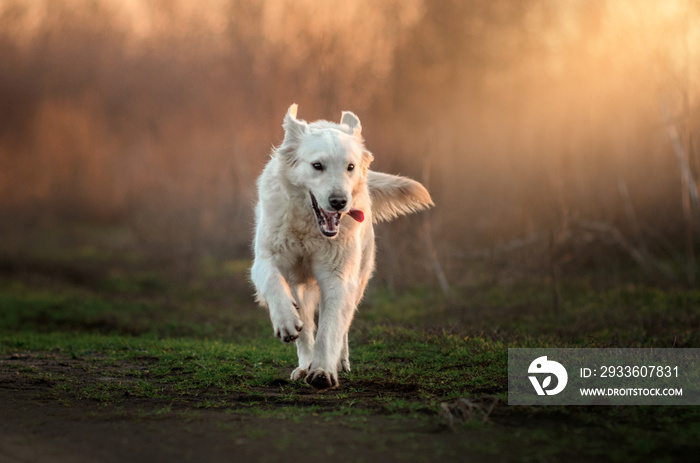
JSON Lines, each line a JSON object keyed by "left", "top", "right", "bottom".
{"left": 4, "top": 357, "right": 699, "bottom": 462}
{"left": 0, "top": 372, "right": 511, "bottom": 463}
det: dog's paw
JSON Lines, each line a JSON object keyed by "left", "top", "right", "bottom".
{"left": 338, "top": 358, "right": 351, "bottom": 373}
{"left": 271, "top": 304, "right": 303, "bottom": 343}
{"left": 290, "top": 367, "right": 307, "bottom": 381}
{"left": 275, "top": 322, "right": 303, "bottom": 343}
{"left": 305, "top": 368, "right": 338, "bottom": 390}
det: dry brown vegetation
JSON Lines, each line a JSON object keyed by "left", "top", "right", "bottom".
{"left": 1, "top": 0, "right": 700, "bottom": 286}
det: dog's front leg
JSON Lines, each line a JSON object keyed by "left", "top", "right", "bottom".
{"left": 290, "top": 284, "right": 319, "bottom": 381}
{"left": 305, "top": 276, "right": 357, "bottom": 390}
{"left": 250, "top": 256, "right": 303, "bottom": 343}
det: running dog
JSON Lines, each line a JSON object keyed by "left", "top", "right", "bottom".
{"left": 251, "top": 104, "right": 433, "bottom": 389}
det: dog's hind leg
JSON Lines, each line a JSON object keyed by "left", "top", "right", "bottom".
{"left": 338, "top": 240, "right": 374, "bottom": 374}
{"left": 290, "top": 283, "right": 319, "bottom": 381}
{"left": 338, "top": 332, "right": 351, "bottom": 372}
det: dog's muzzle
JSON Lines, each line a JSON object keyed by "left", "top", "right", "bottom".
{"left": 310, "top": 192, "right": 341, "bottom": 237}
{"left": 309, "top": 192, "right": 364, "bottom": 238}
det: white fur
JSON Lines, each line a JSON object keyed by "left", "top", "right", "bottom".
{"left": 251, "top": 104, "right": 433, "bottom": 390}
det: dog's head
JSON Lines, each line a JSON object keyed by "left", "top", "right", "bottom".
{"left": 277, "top": 104, "right": 373, "bottom": 238}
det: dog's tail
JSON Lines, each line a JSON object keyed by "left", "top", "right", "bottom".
{"left": 368, "top": 171, "right": 434, "bottom": 223}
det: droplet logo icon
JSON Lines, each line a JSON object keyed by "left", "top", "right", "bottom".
{"left": 528, "top": 356, "right": 568, "bottom": 396}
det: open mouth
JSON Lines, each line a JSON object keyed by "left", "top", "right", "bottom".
{"left": 310, "top": 192, "right": 341, "bottom": 237}
{"left": 309, "top": 192, "right": 365, "bottom": 238}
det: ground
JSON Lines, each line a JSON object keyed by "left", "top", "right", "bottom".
{"left": 1, "top": 229, "right": 699, "bottom": 462}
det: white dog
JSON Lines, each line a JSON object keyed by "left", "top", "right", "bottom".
{"left": 251, "top": 104, "right": 432, "bottom": 390}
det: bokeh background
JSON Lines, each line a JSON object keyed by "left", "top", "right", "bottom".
{"left": 1, "top": 0, "right": 699, "bottom": 290}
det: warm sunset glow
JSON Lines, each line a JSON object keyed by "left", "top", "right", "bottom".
{"left": 1, "top": 0, "right": 699, "bottom": 282}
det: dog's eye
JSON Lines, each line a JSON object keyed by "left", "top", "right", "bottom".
{"left": 312, "top": 163, "right": 324, "bottom": 171}
{"left": 347, "top": 164, "right": 355, "bottom": 172}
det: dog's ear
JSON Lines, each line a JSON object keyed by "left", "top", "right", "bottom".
{"left": 341, "top": 111, "right": 362, "bottom": 138}
{"left": 282, "top": 104, "right": 307, "bottom": 147}
{"left": 277, "top": 104, "right": 307, "bottom": 165}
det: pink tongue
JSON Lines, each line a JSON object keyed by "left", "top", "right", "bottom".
{"left": 348, "top": 209, "right": 364, "bottom": 223}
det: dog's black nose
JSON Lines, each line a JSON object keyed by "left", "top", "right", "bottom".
{"left": 329, "top": 194, "right": 347, "bottom": 211}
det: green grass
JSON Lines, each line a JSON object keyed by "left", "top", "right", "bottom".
{"left": 0, "top": 327, "right": 507, "bottom": 413}
{"left": 2, "top": 242, "right": 700, "bottom": 461}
